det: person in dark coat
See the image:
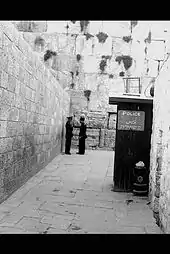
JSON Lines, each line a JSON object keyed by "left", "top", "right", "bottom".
{"left": 65, "top": 116, "right": 73, "bottom": 155}
{"left": 77, "top": 116, "right": 87, "bottom": 155}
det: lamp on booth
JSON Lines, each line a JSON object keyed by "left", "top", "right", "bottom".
{"left": 150, "top": 84, "right": 154, "bottom": 97}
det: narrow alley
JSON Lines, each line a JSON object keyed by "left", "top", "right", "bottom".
{"left": 0, "top": 150, "right": 161, "bottom": 234}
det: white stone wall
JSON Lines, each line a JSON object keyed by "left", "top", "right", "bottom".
{"left": 149, "top": 53, "right": 170, "bottom": 233}
{"left": 17, "top": 21, "right": 170, "bottom": 114}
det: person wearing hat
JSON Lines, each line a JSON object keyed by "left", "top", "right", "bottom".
{"left": 65, "top": 116, "right": 73, "bottom": 155}
{"left": 77, "top": 115, "right": 87, "bottom": 155}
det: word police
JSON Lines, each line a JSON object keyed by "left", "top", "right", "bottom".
{"left": 121, "top": 111, "right": 141, "bottom": 117}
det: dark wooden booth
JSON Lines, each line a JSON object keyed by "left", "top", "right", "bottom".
{"left": 109, "top": 96, "right": 153, "bottom": 192}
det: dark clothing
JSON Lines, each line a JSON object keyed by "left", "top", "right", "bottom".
{"left": 65, "top": 137, "right": 72, "bottom": 154}
{"left": 65, "top": 121, "right": 73, "bottom": 154}
{"left": 78, "top": 122, "right": 87, "bottom": 154}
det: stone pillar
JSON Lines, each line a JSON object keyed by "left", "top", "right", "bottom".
{"left": 99, "top": 129, "right": 105, "bottom": 148}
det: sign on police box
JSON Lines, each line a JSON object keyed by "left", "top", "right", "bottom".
{"left": 117, "top": 110, "right": 145, "bottom": 131}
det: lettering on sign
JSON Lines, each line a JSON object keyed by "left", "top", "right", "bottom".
{"left": 117, "top": 110, "right": 145, "bottom": 131}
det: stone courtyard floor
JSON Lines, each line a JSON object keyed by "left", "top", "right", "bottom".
{"left": 0, "top": 150, "right": 162, "bottom": 234}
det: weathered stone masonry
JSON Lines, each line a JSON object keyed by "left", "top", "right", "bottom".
{"left": 149, "top": 55, "right": 170, "bottom": 233}
{"left": 0, "top": 22, "right": 70, "bottom": 203}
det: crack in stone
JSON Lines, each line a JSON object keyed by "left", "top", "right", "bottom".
{"left": 41, "top": 226, "right": 51, "bottom": 234}
{"left": 68, "top": 222, "right": 82, "bottom": 231}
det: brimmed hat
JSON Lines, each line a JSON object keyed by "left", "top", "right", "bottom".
{"left": 80, "top": 116, "right": 85, "bottom": 121}
{"left": 67, "top": 116, "right": 73, "bottom": 120}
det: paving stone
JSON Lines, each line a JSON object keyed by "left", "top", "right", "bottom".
{"left": 109, "top": 226, "right": 146, "bottom": 234}
{"left": 2, "top": 199, "right": 25, "bottom": 208}
{"left": 81, "top": 183, "right": 103, "bottom": 192}
{"left": 39, "top": 201, "right": 77, "bottom": 217}
{"left": 70, "top": 212, "right": 110, "bottom": 233}
{"left": 0, "top": 226, "right": 27, "bottom": 234}
{"left": 75, "top": 190, "right": 100, "bottom": 200}
{"left": 0, "top": 150, "right": 161, "bottom": 233}
{"left": 8, "top": 206, "right": 43, "bottom": 220}
{"left": 0, "top": 213, "right": 24, "bottom": 225}
{"left": 40, "top": 215, "right": 72, "bottom": 230}
{"left": 46, "top": 195, "right": 80, "bottom": 206}
{"left": 46, "top": 228, "right": 67, "bottom": 234}
{"left": 38, "top": 210, "right": 74, "bottom": 221}
{"left": 15, "top": 216, "right": 51, "bottom": 233}
{"left": 48, "top": 190, "right": 76, "bottom": 198}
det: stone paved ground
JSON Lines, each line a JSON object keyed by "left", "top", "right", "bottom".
{"left": 0, "top": 150, "right": 162, "bottom": 234}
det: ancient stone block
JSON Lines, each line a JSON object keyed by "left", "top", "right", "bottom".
{"left": 108, "top": 114, "right": 117, "bottom": 129}
{"left": 1, "top": 89, "right": 14, "bottom": 106}
{"left": 18, "top": 66, "right": 25, "bottom": 83}
{"left": 0, "top": 49, "right": 8, "bottom": 71}
{"left": 105, "top": 130, "right": 116, "bottom": 141}
{"left": 0, "top": 30, "right": 3, "bottom": 49}
{"left": 86, "top": 139, "right": 99, "bottom": 148}
{"left": 13, "top": 149, "right": 24, "bottom": 163}
{"left": 7, "top": 58, "right": 14, "bottom": 76}
{"left": 8, "top": 107, "right": 19, "bottom": 121}
{"left": 86, "top": 129, "right": 100, "bottom": 138}
{"left": 7, "top": 75, "right": 16, "bottom": 93}
{"left": 0, "top": 104, "right": 11, "bottom": 121}
{"left": 14, "top": 21, "right": 47, "bottom": 33}
{"left": 24, "top": 99, "right": 31, "bottom": 111}
{"left": 25, "top": 86, "right": 32, "bottom": 101}
{"left": 0, "top": 153, "right": 8, "bottom": 170}
{"left": 19, "top": 109, "right": 27, "bottom": 122}
{"left": 15, "top": 80, "right": 20, "bottom": 95}
{"left": 153, "top": 197, "right": 160, "bottom": 214}
{"left": 0, "top": 69, "right": 8, "bottom": 89}
{"left": 0, "top": 137, "right": 13, "bottom": 153}
{"left": 12, "top": 136, "right": 24, "bottom": 151}
{"left": 98, "top": 135, "right": 104, "bottom": 149}
{"left": 2, "top": 22, "right": 14, "bottom": 42}
{"left": 0, "top": 120, "right": 7, "bottom": 137}
{"left": 0, "top": 22, "right": 69, "bottom": 203}
{"left": 26, "top": 112, "right": 34, "bottom": 123}
{"left": 17, "top": 34, "right": 28, "bottom": 55}
{"left": 13, "top": 95, "right": 22, "bottom": 109}
{"left": 6, "top": 121, "right": 18, "bottom": 137}
{"left": 104, "top": 138, "right": 115, "bottom": 148}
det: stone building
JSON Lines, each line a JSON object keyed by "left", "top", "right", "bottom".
{"left": 24, "top": 21, "right": 160, "bottom": 150}
{"left": 149, "top": 49, "right": 170, "bottom": 233}
{"left": 0, "top": 22, "right": 69, "bottom": 203}
{"left": 137, "top": 21, "right": 170, "bottom": 233}
{"left": 2, "top": 21, "right": 170, "bottom": 228}
{"left": 17, "top": 21, "right": 167, "bottom": 151}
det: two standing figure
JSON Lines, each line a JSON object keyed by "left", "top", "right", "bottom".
{"left": 65, "top": 115, "right": 87, "bottom": 155}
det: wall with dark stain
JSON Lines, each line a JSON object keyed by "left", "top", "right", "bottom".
{"left": 0, "top": 22, "right": 70, "bottom": 203}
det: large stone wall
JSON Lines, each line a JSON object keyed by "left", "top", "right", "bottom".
{"left": 0, "top": 22, "right": 70, "bottom": 203}
{"left": 71, "top": 111, "right": 117, "bottom": 150}
{"left": 12, "top": 21, "right": 47, "bottom": 33}
{"left": 16, "top": 22, "right": 164, "bottom": 155}
{"left": 21, "top": 28, "right": 155, "bottom": 113}
{"left": 149, "top": 55, "right": 170, "bottom": 233}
